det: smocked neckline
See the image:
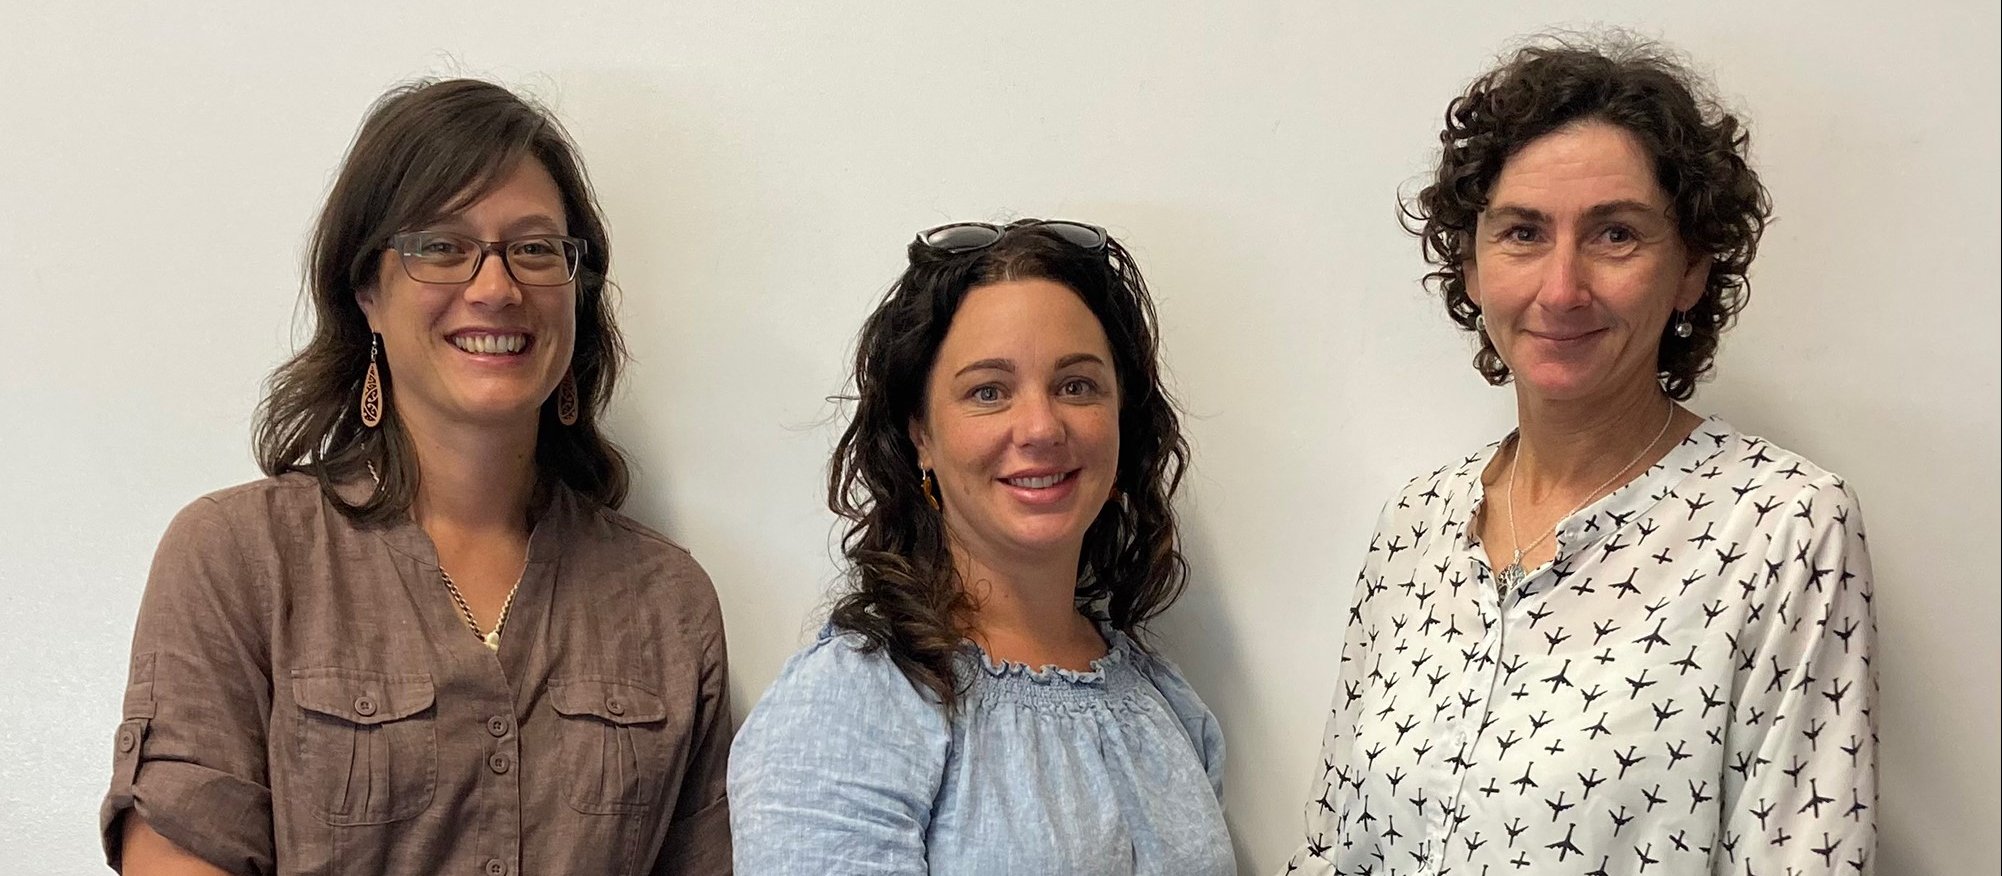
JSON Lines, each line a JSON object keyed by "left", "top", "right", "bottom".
{"left": 963, "top": 625, "right": 1135, "bottom": 687}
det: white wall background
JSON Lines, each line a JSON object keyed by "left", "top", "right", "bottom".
{"left": 3, "top": 2, "right": 1995, "bottom": 873}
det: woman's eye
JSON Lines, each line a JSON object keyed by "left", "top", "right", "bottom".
{"left": 1505, "top": 225, "right": 1539, "bottom": 244}
{"left": 421, "top": 237, "right": 469, "bottom": 256}
{"left": 514, "top": 240, "right": 556, "bottom": 256}
{"left": 1060, "top": 378, "right": 1097, "bottom": 396}
{"left": 971, "top": 386, "right": 1003, "bottom": 403}
{"left": 1603, "top": 225, "right": 1636, "bottom": 244}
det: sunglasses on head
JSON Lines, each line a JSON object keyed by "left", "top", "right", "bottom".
{"left": 913, "top": 220, "right": 1108, "bottom": 254}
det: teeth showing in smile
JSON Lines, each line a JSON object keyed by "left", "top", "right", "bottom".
{"left": 1005, "top": 472, "right": 1071, "bottom": 489}
{"left": 452, "top": 333, "right": 527, "bottom": 355}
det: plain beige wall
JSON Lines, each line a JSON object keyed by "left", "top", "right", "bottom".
{"left": 2, "top": 1, "right": 1995, "bottom": 872}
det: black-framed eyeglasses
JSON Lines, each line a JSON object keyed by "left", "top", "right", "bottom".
{"left": 913, "top": 220, "right": 1108, "bottom": 254}
{"left": 388, "top": 231, "right": 588, "bottom": 287}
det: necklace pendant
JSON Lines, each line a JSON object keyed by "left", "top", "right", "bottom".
{"left": 482, "top": 630, "right": 501, "bottom": 651}
{"left": 1497, "top": 561, "right": 1526, "bottom": 595}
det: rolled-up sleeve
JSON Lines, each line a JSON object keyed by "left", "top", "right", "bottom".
{"left": 102, "top": 497, "right": 274, "bottom": 875}
{"left": 652, "top": 607, "right": 734, "bottom": 875}
{"left": 726, "top": 631, "right": 950, "bottom": 875}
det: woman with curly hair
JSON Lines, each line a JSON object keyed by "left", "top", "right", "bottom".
{"left": 728, "top": 220, "right": 1232, "bottom": 874}
{"left": 1281, "top": 38, "right": 1877, "bottom": 874}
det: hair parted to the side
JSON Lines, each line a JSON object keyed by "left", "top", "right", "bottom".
{"left": 827, "top": 221, "right": 1191, "bottom": 712}
{"left": 1404, "top": 32, "right": 1773, "bottom": 400}
{"left": 253, "top": 78, "right": 629, "bottom": 521}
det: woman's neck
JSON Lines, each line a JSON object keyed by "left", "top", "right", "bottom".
{"left": 951, "top": 541, "right": 1105, "bottom": 669}
{"left": 1508, "top": 380, "right": 1681, "bottom": 503}
{"left": 402, "top": 412, "right": 539, "bottom": 540}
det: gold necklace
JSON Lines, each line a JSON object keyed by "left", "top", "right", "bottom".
{"left": 362, "top": 462, "right": 528, "bottom": 651}
{"left": 440, "top": 569, "right": 523, "bottom": 651}
{"left": 1498, "top": 403, "right": 1677, "bottom": 596}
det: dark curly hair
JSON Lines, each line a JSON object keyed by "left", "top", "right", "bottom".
{"left": 254, "top": 79, "right": 629, "bottom": 522}
{"left": 1405, "top": 34, "right": 1773, "bottom": 399}
{"left": 827, "top": 221, "right": 1190, "bottom": 711}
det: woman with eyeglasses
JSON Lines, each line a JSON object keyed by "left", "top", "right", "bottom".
{"left": 728, "top": 220, "right": 1233, "bottom": 874}
{"left": 102, "top": 80, "right": 731, "bottom": 875}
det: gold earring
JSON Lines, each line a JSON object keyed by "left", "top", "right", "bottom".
{"left": 360, "top": 333, "right": 384, "bottom": 428}
{"left": 921, "top": 469, "right": 940, "bottom": 510}
{"left": 556, "top": 370, "right": 580, "bottom": 426}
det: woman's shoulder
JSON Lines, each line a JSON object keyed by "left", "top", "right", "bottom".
{"left": 160, "top": 472, "right": 332, "bottom": 541}
{"left": 738, "top": 624, "right": 950, "bottom": 742}
{"left": 1696, "top": 418, "right": 1862, "bottom": 509}
{"left": 1370, "top": 441, "right": 1500, "bottom": 529}
{"left": 1121, "top": 635, "right": 1217, "bottom": 720}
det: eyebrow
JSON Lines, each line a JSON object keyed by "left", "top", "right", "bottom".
{"left": 1485, "top": 200, "right": 1664, "bottom": 223}
{"left": 419, "top": 213, "right": 567, "bottom": 237}
{"left": 952, "top": 353, "right": 1107, "bottom": 379}
{"left": 1056, "top": 353, "right": 1108, "bottom": 370}
{"left": 954, "top": 358, "right": 1014, "bottom": 378}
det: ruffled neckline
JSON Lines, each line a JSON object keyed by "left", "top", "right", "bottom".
{"left": 961, "top": 623, "right": 1136, "bottom": 687}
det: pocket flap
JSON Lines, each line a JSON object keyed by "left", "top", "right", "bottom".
{"left": 550, "top": 677, "right": 666, "bottom": 724}
{"left": 292, "top": 668, "right": 435, "bottom": 725}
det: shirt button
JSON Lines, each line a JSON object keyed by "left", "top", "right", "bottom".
{"left": 117, "top": 729, "right": 137, "bottom": 753}
{"left": 488, "top": 752, "right": 512, "bottom": 774}
{"left": 606, "top": 698, "right": 626, "bottom": 716}
{"left": 487, "top": 715, "right": 510, "bottom": 737}
{"left": 484, "top": 859, "right": 507, "bottom": 876}
{"left": 353, "top": 696, "right": 378, "bottom": 717}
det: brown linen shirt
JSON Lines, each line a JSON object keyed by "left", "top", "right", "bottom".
{"left": 100, "top": 473, "right": 732, "bottom": 875}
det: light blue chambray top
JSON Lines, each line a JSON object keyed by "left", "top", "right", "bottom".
{"left": 727, "top": 621, "right": 1234, "bottom": 875}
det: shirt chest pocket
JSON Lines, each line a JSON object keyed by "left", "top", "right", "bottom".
{"left": 291, "top": 668, "right": 438, "bottom": 826}
{"left": 549, "top": 677, "right": 680, "bottom": 815}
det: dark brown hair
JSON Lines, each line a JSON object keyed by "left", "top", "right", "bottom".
{"left": 254, "top": 78, "right": 629, "bottom": 521}
{"left": 1406, "top": 34, "right": 1773, "bottom": 399}
{"left": 827, "top": 222, "right": 1190, "bottom": 710}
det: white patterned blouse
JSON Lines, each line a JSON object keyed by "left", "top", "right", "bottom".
{"left": 1282, "top": 416, "right": 1877, "bottom": 876}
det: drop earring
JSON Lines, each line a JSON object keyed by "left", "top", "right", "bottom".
{"left": 1474, "top": 313, "right": 1487, "bottom": 334}
{"left": 1672, "top": 312, "right": 1694, "bottom": 338}
{"left": 921, "top": 469, "right": 940, "bottom": 510}
{"left": 360, "top": 333, "right": 384, "bottom": 428}
{"left": 556, "top": 369, "right": 580, "bottom": 426}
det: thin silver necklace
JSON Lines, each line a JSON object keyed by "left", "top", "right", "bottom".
{"left": 1498, "top": 403, "right": 1677, "bottom": 596}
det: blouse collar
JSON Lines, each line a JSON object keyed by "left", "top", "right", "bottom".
{"left": 1450, "top": 416, "right": 1741, "bottom": 574}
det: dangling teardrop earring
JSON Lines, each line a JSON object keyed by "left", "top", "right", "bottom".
{"left": 921, "top": 469, "right": 940, "bottom": 510}
{"left": 360, "top": 333, "right": 384, "bottom": 428}
{"left": 556, "top": 369, "right": 580, "bottom": 426}
{"left": 1672, "top": 311, "right": 1695, "bottom": 339}
{"left": 1474, "top": 313, "right": 1487, "bottom": 334}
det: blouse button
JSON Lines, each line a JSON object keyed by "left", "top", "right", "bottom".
{"left": 117, "top": 728, "right": 137, "bottom": 753}
{"left": 484, "top": 859, "right": 507, "bottom": 876}
{"left": 353, "top": 696, "right": 378, "bottom": 717}
{"left": 487, "top": 715, "right": 510, "bottom": 737}
{"left": 606, "top": 698, "right": 626, "bottom": 716}
{"left": 488, "top": 752, "right": 512, "bottom": 774}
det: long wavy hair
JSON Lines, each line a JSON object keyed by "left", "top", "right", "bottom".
{"left": 827, "top": 221, "right": 1191, "bottom": 710}
{"left": 254, "top": 78, "right": 630, "bottom": 521}
{"left": 1404, "top": 34, "right": 1773, "bottom": 400}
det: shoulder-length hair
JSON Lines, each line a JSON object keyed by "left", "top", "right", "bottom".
{"left": 254, "top": 78, "right": 629, "bottom": 521}
{"left": 827, "top": 221, "right": 1191, "bottom": 710}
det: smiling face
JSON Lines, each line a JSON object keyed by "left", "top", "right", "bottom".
{"left": 1467, "top": 120, "right": 1709, "bottom": 406}
{"left": 910, "top": 278, "right": 1122, "bottom": 573}
{"left": 357, "top": 159, "right": 576, "bottom": 435}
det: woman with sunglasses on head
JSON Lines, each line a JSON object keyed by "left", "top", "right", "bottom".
{"left": 102, "top": 80, "right": 731, "bottom": 875}
{"left": 729, "top": 220, "right": 1233, "bottom": 874}
{"left": 1281, "top": 37, "right": 1875, "bottom": 875}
